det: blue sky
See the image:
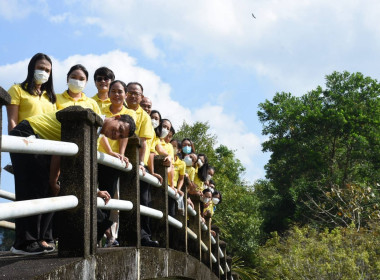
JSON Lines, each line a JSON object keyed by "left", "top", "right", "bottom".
{"left": 1, "top": 0, "right": 380, "bottom": 197}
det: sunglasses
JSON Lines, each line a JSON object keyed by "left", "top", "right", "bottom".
{"left": 95, "top": 76, "right": 110, "bottom": 82}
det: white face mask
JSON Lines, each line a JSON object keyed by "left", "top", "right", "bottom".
{"left": 34, "top": 70, "right": 49, "bottom": 84}
{"left": 68, "top": 78, "right": 86, "bottom": 93}
{"left": 197, "top": 159, "right": 203, "bottom": 168}
{"left": 160, "top": 127, "right": 169, "bottom": 138}
{"left": 206, "top": 174, "right": 212, "bottom": 181}
{"left": 212, "top": 197, "right": 220, "bottom": 205}
{"left": 151, "top": 119, "right": 159, "bottom": 128}
{"left": 202, "top": 197, "right": 210, "bottom": 203}
{"left": 184, "top": 156, "right": 193, "bottom": 167}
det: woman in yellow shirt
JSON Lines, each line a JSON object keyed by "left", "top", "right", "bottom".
{"left": 56, "top": 64, "right": 101, "bottom": 114}
{"left": 7, "top": 53, "right": 56, "bottom": 133}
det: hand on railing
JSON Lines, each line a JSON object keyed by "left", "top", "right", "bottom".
{"left": 187, "top": 197, "right": 194, "bottom": 209}
{"left": 49, "top": 180, "right": 60, "bottom": 197}
{"left": 109, "top": 152, "right": 129, "bottom": 167}
{"left": 139, "top": 165, "right": 146, "bottom": 176}
{"left": 97, "top": 190, "right": 111, "bottom": 205}
{"left": 151, "top": 173, "right": 163, "bottom": 184}
{"left": 162, "top": 155, "right": 172, "bottom": 167}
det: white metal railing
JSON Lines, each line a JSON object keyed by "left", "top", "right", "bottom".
{"left": 0, "top": 189, "right": 15, "bottom": 201}
{"left": 167, "top": 186, "right": 179, "bottom": 199}
{"left": 97, "top": 152, "right": 132, "bottom": 172}
{"left": 200, "top": 240, "right": 208, "bottom": 252}
{"left": 168, "top": 216, "right": 183, "bottom": 229}
{"left": 187, "top": 205, "right": 196, "bottom": 216}
{"left": 201, "top": 222, "right": 208, "bottom": 231}
{"left": 0, "top": 195, "right": 78, "bottom": 220}
{"left": 139, "top": 169, "right": 161, "bottom": 186}
{"left": 211, "top": 253, "right": 217, "bottom": 263}
{"left": 219, "top": 247, "right": 225, "bottom": 258}
{"left": 0, "top": 220, "right": 15, "bottom": 230}
{"left": 219, "top": 265, "right": 224, "bottom": 275}
{"left": 1, "top": 135, "right": 78, "bottom": 156}
{"left": 140, "top": 205, "right": 163, "bottom": 219}
{"left": 211, "top": 235, "right": 216, "bottom": 244}
{"left": 97, "top": 197, "right": 133, "bottom": 211}
{"left": 227, "top": 264, "right": 230, "bottom": 272}
{"left": 187, "top": 228, "right": 197, "bottom": 240}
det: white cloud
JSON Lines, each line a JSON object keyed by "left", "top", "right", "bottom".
{"left": 0, "top": 0, "right": 33, "bottom": 20}
{"left": 49, "top": 12, "right": 70, "bottom": 23}
{"left": 0, "top": 50, "right": 264, "bottom": 182}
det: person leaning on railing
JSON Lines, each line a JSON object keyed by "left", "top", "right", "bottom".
{"left": 9, "top": 109, "right": 135, "bottom": 255}
{"left": 6, "top": 53, "right": 57, "bottom": 255}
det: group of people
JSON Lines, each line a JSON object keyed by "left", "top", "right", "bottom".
{"left": 6, "top": 52, "right": 222, "bottom": 255}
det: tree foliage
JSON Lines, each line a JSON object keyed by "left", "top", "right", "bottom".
{"left": 256, "top": 71, "right": 380, "bottom": 233}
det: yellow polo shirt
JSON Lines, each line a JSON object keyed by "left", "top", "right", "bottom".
{"left": 8, "top": 84, "right": 56, "bottom": 123}
{"left": 56, "top": 91, "right": 101, "bottom": 115}
{"left": 26, "top": 111, "right": 61, "bottom": 141}
{"left": 133, "top": 105, "right": 154, "bottom": 165}
{"left": 92, "top": 94, "right": 111, "bottom": 114}
{"left": 185, "top": 166, "right": 195, "bottom": 182}
{"left": 194, "top": 174, "right": 205, "bottom": 191}
{"left": 173, "top": 157, "right": 186, "bottom": 187}
{"left": 98, "top": 106, "right": 137, "bottom": 154}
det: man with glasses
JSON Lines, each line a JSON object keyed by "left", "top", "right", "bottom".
{"left": 92, "top": 67, "right": 115, "bottom": 113}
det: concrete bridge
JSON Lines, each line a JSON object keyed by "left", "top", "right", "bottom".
{"left": 0, "top": 87, "right": 234, "bottom": 280}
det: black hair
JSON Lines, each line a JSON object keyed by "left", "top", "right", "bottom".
{"left": 170, "top": 138, "right": 182, "bottom": 159}
{"left": 67, "top": 64, "right": 89, "bottom": 81}
{"left": 212, "top": 190, "right": 222, "bottom": 204}
{"left": 197, "top": 154, "right": 210, "bottom": 182}
{"left": 170, "top": 125, "right": 176, "bottom": 136}
{"left": 156, "top": 118, "right": 172, "bottom": 139}
{"left": 126, "top": 82, "right": 144, "bottom": 93}
{"left": 109, "top": 80, "right": 127, "bottom": 93}
{"left": 203, "top": 188, "right": 212, "bottom": 195}
{"left": 94, "top": 67, "right": 115, "bottom": 81}
{"left": 150, "top": 110, "right": 162, "bottom": 135}
{"left": 180, "top": 138, "right": 196, "bottom": 159}
{"left": 119, "top": 114, "right": 136, "bottom": 137}
{"left": 20, "top": 53, "right": 56, "bottom": 103}
{"left": 209, "top": 179, "right": 215, "bottom": 186}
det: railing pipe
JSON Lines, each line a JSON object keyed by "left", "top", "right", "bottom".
{"left": 201, "top": 221, "right": 208, "bottom": 231}
{"left": 1, "top": 135, "right": 78, "bottom": 156}
{"left": 167, "top": 186, "right": 179, "bottom": 199}
{"left": 97, "top": 152, "right": 132, "bottom": 172}
{"left": 211, "top": 235, "right": 216, "bottom": 244}
{"left": 0, "top": 195, "right": 78, "bottom": 220}
{"left": 168, "top": 216, "right": 183, "bottom": 229}
{"left": 187, "top": 228, "right": 197, "bottom": 240}
{"left": 139, "top": 169, "right": 161, "bottom": 186}
{"left": 219, "top": 265, "right": 224, "bottom": 275}
{"left": 0, "top": 190, "right": 15, "bottom": 201}
{"left": 97, "top": 197, "right": 133, "bottom": 211}
{"left": 201, "top": 240, "right": 208, "bottom": 252}
{"left": 219, "top": 247, "right": 225, "bottom": 258}
{"left": 140, "top": 205, "right": 163, "bottom": 219}
{"left": 0, "top": 221, "right": 15, "bottom": 230}
{"left": 187, "top": 205, "right": 196, "bottom": 216}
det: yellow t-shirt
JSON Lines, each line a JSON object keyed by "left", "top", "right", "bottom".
{"left": 203, "top": 201, "right": 214, "bottom": 216}
{"left": 185, "top": 165, "right": 195, "bottom": 182}
{"left": 145, "top": 127, "right": 156, "bottom": 165}
{"left": 173, "top": 156, "right": 186, "bottom": 187}
{"left": 26, "top": 111, "right": 61, "bottom": 141}
{"left": 194, "top": 174, "right": 205, "bottom": 191}
{"left": 133, "top": 105, "right": 154, "bottom": 165}
{"left": 8, "top": 84, "right": 56, "bottom": 123}
{"left": 56, "top": 91, "right": 101, "bottom": 115}
{"left": 92, "top": 94, "right": 111, "bottom": 114}
{"left": 98, "top": 106, "right": 137, "bottom": 154}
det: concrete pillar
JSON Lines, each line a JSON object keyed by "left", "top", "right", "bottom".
{"left": 56, "top": 106, "right": 102, "bottom": 257}
{"left": 150, "top": 155, "right": 169, "bottom": 248}
{"left": 212, "top": 225, "right": 221, "bottom": 278}
{"left": 119, "top": 136, "right": 141, "bottom": 247}
{"left": 201, "top": 212, "right": 212, "bottom": 268}
{"left": 227, "top": 256, "right": 233, "bottom": 280}
{"left": 169, "top": 177, "right": 188, "bottom": 253}
{"left": 219, "top": 240, "right": 227, "bottom": 280}
{"left": 188, "top": 193, "right": 201, "bottom": 261}
{"left": 0, "top": 87, "right": 11, "bottom": 179}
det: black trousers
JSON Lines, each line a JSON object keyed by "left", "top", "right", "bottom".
{"left": 140, "top": 176, "right": 152, "bottom": 241}
{"left": 97, "top": 163, "right": 120, "bottom": 241}
{"left": 10, "top": 121, "right": 54, "bottom": 249}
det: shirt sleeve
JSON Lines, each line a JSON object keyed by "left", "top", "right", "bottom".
{"left": 8, "top": 84, "right": 21, "bottom": 105}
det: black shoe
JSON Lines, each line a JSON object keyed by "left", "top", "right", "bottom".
{"left": 141, "top": 239, "right": 159, "bottom": 247}
{"left": 38, "top": 241, "right": 55, "bottom": 252}
{"left": 11, "top": 242, "right": 45, "bottom": 255}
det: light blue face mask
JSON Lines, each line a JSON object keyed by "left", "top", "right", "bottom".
{"left": 182, "top": 146, "right": 191, "bottom": 154}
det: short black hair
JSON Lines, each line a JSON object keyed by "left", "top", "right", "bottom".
{"left": 109, "top": 80, "right": 127, "bottom": 94}
{"left": 203, "top": 188, "right": 212, "bottom": 195}
{"left": 67, "top": 64, "right": 89, "bottom": 80}
{"left": 119, "top": 114, "right": 136, "bottom": 137}
{"left": 94, "top": 67, "right": 115, "bottom": 81}
{"left": 213, "top": 190, "right": 222, "bottom": 204}
{"left": 20, "top": 53, "right": 56, "bottom": 103}
{"left": 126, "top": 82, "right": 143, "bottom": 92}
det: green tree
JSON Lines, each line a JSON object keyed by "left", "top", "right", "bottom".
{"left": 257, "top": 71, "right": 380, "bottom": 233}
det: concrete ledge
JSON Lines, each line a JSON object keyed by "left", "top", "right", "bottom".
{"left": 0, "top": 248, "right": 219, "bottom": 280}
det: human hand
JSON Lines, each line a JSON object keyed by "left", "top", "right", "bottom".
{"left": 97, "top": 190, "right": 111, "bottom": 205}
{"left": 152, "top": 173, "right": 163, "bottom": 184}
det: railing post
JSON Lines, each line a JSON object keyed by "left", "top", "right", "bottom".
{"left": 212, "top": 225, "right": 221, "bottom": 278}
{"left": 188, "top": 194, "right": 201, "bottom": 261}
{"left": 219, "top": 240, "right": 227, "bottom": 280}
{"left": 201, "top": 212, "right": 212, "bottom": 268}
{"left": 0, "top": 87, "right": 11, "bottom": 179}
{"left": 226, "top": 256, "right": 233, "bottom": 280}
{"left": 119, "top": 136, "right": 141, "bottom": 247}
{"left": 56, "top": 106, "right": 102, "bottom": 257}
{"left": 169, "top": 177, "right": 189, "bottom": 253}
{"left": 151, "top": 155, "right": 169, "bottom": 248}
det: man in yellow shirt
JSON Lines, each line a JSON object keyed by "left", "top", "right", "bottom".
{"left": 9, "top": 108, "right": 135, "bottom": 255}
{"left": 125, "top": 82, "right": 158, "bottom": 247}
{"left": 91, "top": 67, "right": 114, "bottom": 113}
{"left": 140, "top": 96, "right": 152, "bottom": 115}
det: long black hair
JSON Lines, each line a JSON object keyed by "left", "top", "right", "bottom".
{"left": 180, "top": 138, "right": 196, "bottom": 159}
{"left": 67, "top": 64, "right": 88, "bottom": 81}
{"left": 150, "top": 110, "right": 162, "bottom": 136}
{"left": 109, "top": 80, "right": 128, "bottom": 93}
{"left": 156, "top": 118, "right": 173, "bottom": 139}
{"left": 20, "top": 53, "right": 56, "bottom": 103}
{"left": 197, "top": 153, "right": 209, "bottom": 182}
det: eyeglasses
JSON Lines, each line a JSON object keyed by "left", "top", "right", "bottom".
{"left": 127, "top": 91, "right": 142, "bottom": 97}
{"left": 95, "top": 76, "right": 110, "bottom": 82}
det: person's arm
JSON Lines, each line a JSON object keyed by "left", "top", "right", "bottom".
{"left": 118, "top": 138, "right": 129, "bottom": 165}
{"left": 147, "top": 151, "right": 163, "bottom": 184}
{"left": 177, "top": 174, "right": 184, "bottom": 196}
{"left": 6, "top": 105, "right": 19, "bottom": 133}
{"left": 155, "top": 143, "right": 168, "bottom": 156}
{"left": 100, "top": 136, "right": 123, "bottom": 160}
{"left": 49, "top": 155, "right": 61, "bottom": 196}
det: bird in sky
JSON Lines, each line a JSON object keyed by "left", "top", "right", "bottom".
{"left": 252, "top": 13, "right": 256, "bottom": 19}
